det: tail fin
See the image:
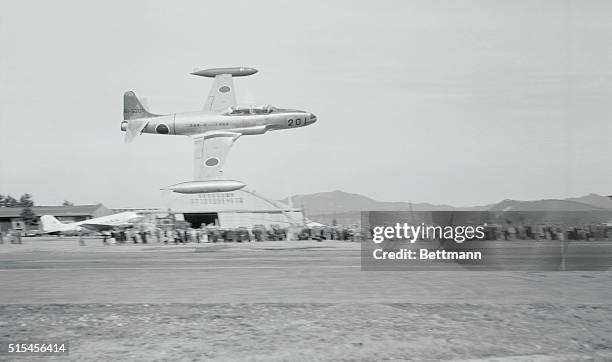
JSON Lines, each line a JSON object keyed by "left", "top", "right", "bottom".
{"left": 40, "top": 215, "right": 65, "bottom": 232}
{"left": 124, "top": 91, "right": 157, "bottom": 120}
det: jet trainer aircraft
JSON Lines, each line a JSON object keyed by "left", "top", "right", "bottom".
{"left": 40, "top": 212, "right": 142, "bottom": 235}
{"left": 120, "top": 67, "right": 317, "bottom": 194}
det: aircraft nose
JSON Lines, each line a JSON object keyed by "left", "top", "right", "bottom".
{"left": 309, "top": 113, "right": 317, "bottom": 124}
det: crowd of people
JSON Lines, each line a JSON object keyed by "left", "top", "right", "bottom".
{"left": 3, "top": 222, "right": 609, "bottom": 245}
{"left": 96, "top": 224, "right": 361, "bottom": 245}
{"left": 0, "top": 229, "right": 22, "bottom": 244}
{"left": 481, "top": 223, "right": 611, "bottom": 241}
{"left": 363, "top": 223, "right": 612, "bottom": 242}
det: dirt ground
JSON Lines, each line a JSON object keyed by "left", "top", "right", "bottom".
{"left": 1, "top": 238, "right": 612, "bottom": 361}
{"left": 1, "top": 303, "right": 612, "bottom": 361}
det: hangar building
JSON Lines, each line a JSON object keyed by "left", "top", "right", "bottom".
{"left": 0, "top": 204, "right": 112, "bottom": 232}
{"left": 113, "top": 189, "right": 305, "bottom": 229}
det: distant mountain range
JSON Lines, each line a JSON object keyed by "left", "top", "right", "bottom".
{"left": 280, "top": 191, "right": 612, "bottom": 223}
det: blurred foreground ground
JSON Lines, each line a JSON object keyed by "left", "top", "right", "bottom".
{"left": 1, "top": 237, "right": 611, "bottom": 361}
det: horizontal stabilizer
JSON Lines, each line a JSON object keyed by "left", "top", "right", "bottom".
{"left": 124, "top": 119, "right": 149, "bottom": 143}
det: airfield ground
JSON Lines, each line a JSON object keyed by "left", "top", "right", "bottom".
{"left": 1, "top": 237, "right": 611, "bottom": 361}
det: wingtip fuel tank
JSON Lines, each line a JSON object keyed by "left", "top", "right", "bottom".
{"left": 191, "top": 67, "right": 258, "bottom": 78}
{"left": 162, "top": 180, "right": 246, "bottom": 194}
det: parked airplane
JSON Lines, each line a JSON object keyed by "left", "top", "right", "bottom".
{"left": 40, "top": 212, "right": 143, "bottom": 235}
{"left": 120, "top": 67, "right": 317, "bottom": 194}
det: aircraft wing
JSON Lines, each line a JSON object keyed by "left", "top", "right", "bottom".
{"left": 193, "top": 132, "right": 241, "bottom": 180}
{"left": 203, "top": 74, "right": 236, "bottom": 113}
{"left": 79, "top": 223, "right": 115, "bottom": 232}
{"left": 80, "top": 222, "right": 135, "bottom": 232}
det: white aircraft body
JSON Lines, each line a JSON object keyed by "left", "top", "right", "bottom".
{"left": 120, "top": 67, "right": 317, "bottom": 194}
{"left": 40, "top": 212, "right": 142, "bottom": 234}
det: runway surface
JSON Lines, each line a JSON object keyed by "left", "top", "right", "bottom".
{"left": 1, "top": 237, "right": 611, "bottom": 361}
{"left": 1, "top": 237, "right": 611, "bottom": 304}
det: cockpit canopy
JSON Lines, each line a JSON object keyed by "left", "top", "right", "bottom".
{"left": 224, "top": 105, "right": 277, "bottom": 116}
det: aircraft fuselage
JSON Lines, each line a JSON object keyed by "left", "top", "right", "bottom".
{"left": 131, "top": 108, "right": 317, "bottom": 137}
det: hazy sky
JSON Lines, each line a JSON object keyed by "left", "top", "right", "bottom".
{"left": 1, "top": 0, "right": 611, "bottom": 208}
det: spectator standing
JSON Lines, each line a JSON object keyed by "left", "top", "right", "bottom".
{"left": 139, "top": 230, "right": 147, "bottom": 244}
{"left": 102, "top": 231, "right": 110, "bottom": 245}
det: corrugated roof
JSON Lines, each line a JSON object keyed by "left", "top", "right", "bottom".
{"left": 0, "top": 204, "right": 104, "bottom": 218}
